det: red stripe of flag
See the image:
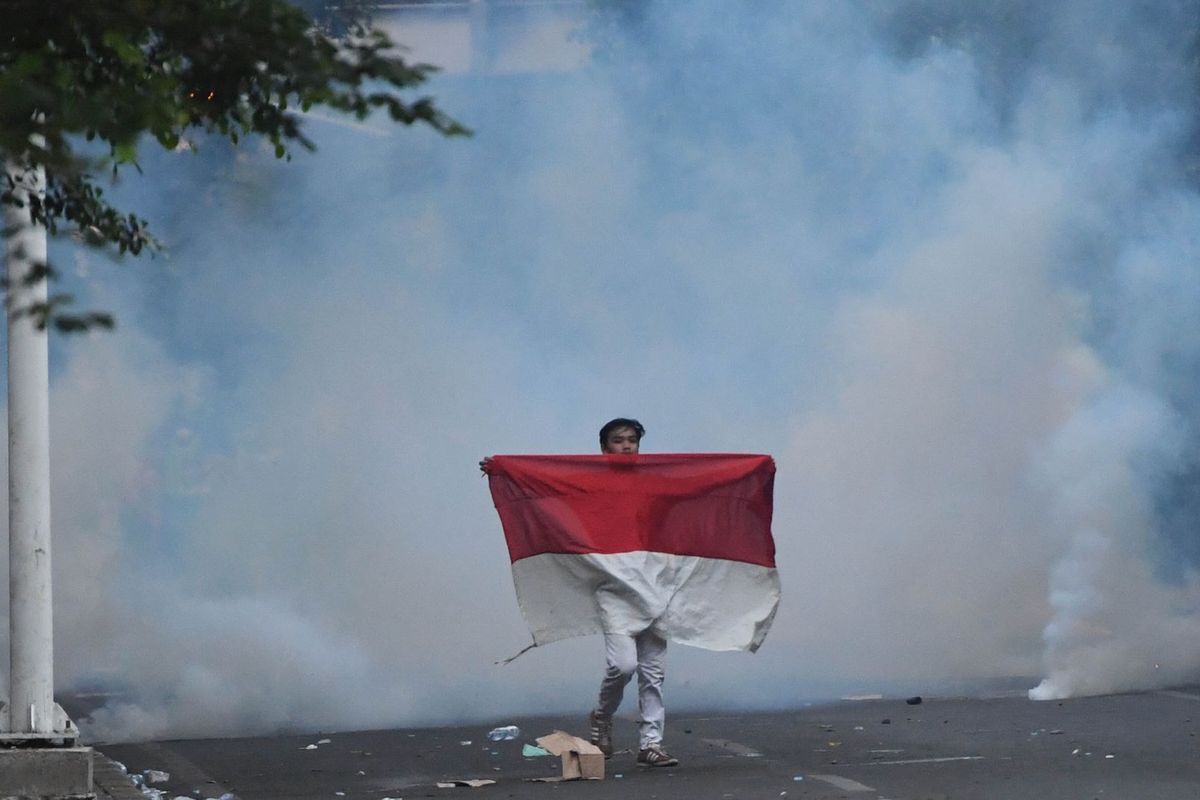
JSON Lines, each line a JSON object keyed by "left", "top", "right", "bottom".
{"left": 487, "top": 454, "right": 776, "bottom": 568}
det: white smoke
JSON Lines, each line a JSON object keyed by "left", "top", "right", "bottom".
{"left": 3, "top": 1, "right": 1200, "bottom": 740}
{"left": 1029, "top": 386, "right": 1200, "bottom": 699}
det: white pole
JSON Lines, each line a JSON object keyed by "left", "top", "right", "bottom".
{"left": 4, "top": 156, "right": 54, "bottom": 735}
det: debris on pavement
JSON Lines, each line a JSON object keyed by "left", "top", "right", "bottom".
{"left": 487, "top": 725, "right": 520, "bottom": 741}
{"left": 144, "top": 770, "right": 170, "bottom": 784}
{"left": 906, "top": 696, "right": 923, "bottom": 705}
{"left": 525, "top": 731, "right": 605, "bottom": 781}
{"left": 522, "top": 744, "right": 551, "bottom": 757}
{"left": 437, "top": 779, "right": 497, "bottom": 788}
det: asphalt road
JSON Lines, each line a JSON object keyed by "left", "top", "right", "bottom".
{"left": 95, "top": 688, "right": 1200, "bottom": 800}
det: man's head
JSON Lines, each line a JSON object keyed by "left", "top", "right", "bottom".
{"left": 599, "top": 418, "right": 645, "bottom": 454}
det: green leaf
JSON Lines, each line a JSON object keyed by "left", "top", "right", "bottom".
{"left": 114, "top": 141, "right": 138, "bottom": 164}
{"left": 101, "top": 31, "right": 146, "bottom": 67}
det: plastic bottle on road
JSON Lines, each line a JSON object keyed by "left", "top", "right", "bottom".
{"left": 487, "top": 725, "right": 520, "bottom": 741}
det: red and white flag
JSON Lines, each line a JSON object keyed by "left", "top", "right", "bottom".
{"left": 486, "top": 454, "right": 780, "bottom": 652}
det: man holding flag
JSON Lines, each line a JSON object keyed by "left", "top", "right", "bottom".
{"left": 481, "top": 418, "right": 780, "bottom": 769}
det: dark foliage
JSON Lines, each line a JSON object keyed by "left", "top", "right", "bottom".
{"left": 0, "top": 0, "right": 468, "bottom": 330}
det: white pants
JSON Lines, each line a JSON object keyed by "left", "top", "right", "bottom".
{"left": 596, "top": 630, "right": 667, "bottom": 748}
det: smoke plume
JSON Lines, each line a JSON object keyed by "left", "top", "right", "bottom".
{"left": 2, "top": 0, "right": 1200, "bottom": 740}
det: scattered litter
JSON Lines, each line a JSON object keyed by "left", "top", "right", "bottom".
{"left": 357, "top": 771, "right": 365, "bottom": 776}
{"left": 172, "top": 796, "right": 193, "bottom": 800}
{"left": 304, "top": 744, "right": 319, "bottom": 750}
{"left": 219, "top": 794, "right": 237, "bottom": 800}
{"left": 114, "top": 762, "right": 128, "bottom": 774}
{"left": 317, "top": 738, "right": 332, "bottom": 744}
{"left": 1105, "top": 754, "right": 1115, "bottom": 759}
{"left": 460, "top": 741, "right": 472, "bottom": 746}
{"left": 487, "top": 725, "right": 520, "bottom": 741}
{"left": 437, "top": 779, "right": 497, "bottom": 788}
{"left": 140, "top": 790, "right": 164, "bottom": 800}
{"left": 881, "top": 718, "right": 891, "bottom": 725}
{"left": 1049, "top": 729, "right": 1064, "bottom": 735}
{"left": 793, "top": 775, "right": 804, "bottom": 781}
{"left": 1072, "top": 748, "right": 1081, "bottom": 756}
{"left": 522, "top": 744, "right": 551, "bottom": 757}
{"left": 335, "top": 793, "right": 345, "bottom": 797}
{"left": 842, "top": 693, "right": 884, "bottom": 701}
{"left": 905, "top": 696, "right": 923, "bottom": 705}
{"left": 819, "top": 725, "right": 835, "bottom": 732}
{"left": 853, "top": 726, "right": 864, "bottom": 731}
{"left": 145, "top": 770, "right": 170, "bottom": 784}
{"left": 614, "top": 774, "right": 623, "bottom": 779}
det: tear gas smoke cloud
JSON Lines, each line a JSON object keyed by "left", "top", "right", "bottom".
{"left": 3, "top": 0, "right": 1200, "bottom": 740}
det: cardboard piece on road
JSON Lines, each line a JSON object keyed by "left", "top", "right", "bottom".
{"left": 526, "top": 731, "right": 605, "bottom": 781}
{"left": 436, "top": 778, "right": 497, "bottom": 788}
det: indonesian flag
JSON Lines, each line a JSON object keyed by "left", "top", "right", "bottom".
{"left": 486, "top": 454, "right": 780, "bottom": 652}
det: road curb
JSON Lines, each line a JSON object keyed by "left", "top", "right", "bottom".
{"left": 92, "top": 751, "right": 144, "bottom": 800}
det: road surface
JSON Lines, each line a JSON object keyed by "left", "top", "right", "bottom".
{"left": 94, "top": 688, "right": 1200, "bottom": 800}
